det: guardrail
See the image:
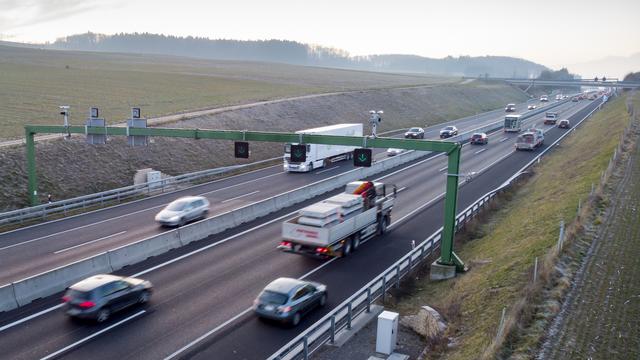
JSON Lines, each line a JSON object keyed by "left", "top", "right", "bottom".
{"left": 268, "top": 96, "right": 604, "bottom": 360}
{"left": 0, "top": 97, "right": 578, "bottom": 313}
{"left": 0, "top": 157, "right": 280, "bottom": 226}
{"left": 1, "top": 95, "right": 564, "bottom": 228}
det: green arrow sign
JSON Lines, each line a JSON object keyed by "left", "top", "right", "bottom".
{"left": 353, "top": 148, "right": 372, "bottom": 167}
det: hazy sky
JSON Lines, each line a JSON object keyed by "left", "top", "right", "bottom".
{"left": 1, "top": 0, "right": 639, "bottom": 70}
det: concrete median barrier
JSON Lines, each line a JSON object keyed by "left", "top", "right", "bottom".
{"left": 0, "top": 284, "right": 18, "bottom": 313}
{"left": 1, "top": 137, "right": 438, "bottom": 312}
{"left": 12, "top": 253, "right": 112, "bottom": 307}
{"left": 108, "top": 231, "right": 181, "bottom": 271}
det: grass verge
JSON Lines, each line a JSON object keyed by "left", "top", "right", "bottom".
{"left": 388, "top": 92, "right": 637, "bottom": 359}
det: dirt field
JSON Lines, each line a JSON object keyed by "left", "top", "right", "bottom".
{"left": 539, "top": 112, "right": 640, "bottom": 359}
{"left": 0, "top": 81, "right": 525, "bottom": 210}
{"left": 0, "top": 44, "right": 452, "bottom": 140}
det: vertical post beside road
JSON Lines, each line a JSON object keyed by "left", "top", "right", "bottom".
{"left": 26, "top": 127, "right": 39, "bottom": 206}
{"left": 437, "top": 144, "right": 466, "bottom": 272}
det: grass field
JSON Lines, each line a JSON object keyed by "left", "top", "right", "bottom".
{"left": 0, "top": 44, "right": 453, "bottom": 139}
{"left": 388, "top": 93, "right": 637, "bottom": 359}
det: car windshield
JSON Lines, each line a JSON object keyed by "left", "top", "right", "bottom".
{"left": 472, "top": 134, "right": 482, "bottom": 138}
{"left": 259, "top": 290, "right": 288, "bottom": 305}
{"left": 166, "top": 200, "right": 189, "bottom": 211}
{"left": 444, "top": 127, "right": 454, "bottom": 131}
{"left": 409, "top": 128, "right": 420, "bottom": 132}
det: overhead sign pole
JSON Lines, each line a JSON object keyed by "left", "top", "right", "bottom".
{"left": 23, "top": 124, "right": 466, "bottom": 276}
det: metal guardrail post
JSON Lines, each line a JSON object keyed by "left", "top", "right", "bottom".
{"left": 347, "top": 303, "right": 353, "bottom": 330}
{"left": 381, "top": 277, "right": 386, "bottom": 302}
{"left": 303, "top": 336, "right": 309, "bottom": 359}
{"left": 395, "top": 265, "right": 401, "bottom": 288}
{"left": 330, "top": 316, "right": 336, "bottom": 344}
{"left": 366, "top": 288, "right": 371, "bottom": 313}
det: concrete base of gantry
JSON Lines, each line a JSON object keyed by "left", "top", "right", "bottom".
{"left": 429, "top": 260, "right": 457, "bottom": 280}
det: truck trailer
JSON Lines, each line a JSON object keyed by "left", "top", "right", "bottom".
{"left": 283, "top": 123, "right": 363, "bottom": 172}
{"left": 279, "top": 181, "right": 395, "bottom": 258}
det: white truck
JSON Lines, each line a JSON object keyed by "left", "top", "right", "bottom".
{"left": 515, "top": 128, "right": 544, "bottom": 150}
{"left": 543, "top": 111, "right": 559, "bottom": 125}
{"left": 283, "top": 124, "right": 363, "bottom": 172}
{"left": 279, "top": 181, "right": 395, "bottom": 257}
{"left": 504, "top": 114, "right": 523, "bottom": 133}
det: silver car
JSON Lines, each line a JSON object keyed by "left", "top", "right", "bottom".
{"left": 155, "top": 196, "right": 210, "bottom": 227}
{"left": 254, "top": 278, "right": 327, "bottom": 326}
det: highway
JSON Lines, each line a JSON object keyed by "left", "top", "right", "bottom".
{"left": 0, "top": 98, "right": 599, "bottom": 359}
{"left": 0, "top": 99, "right": 541, "bottom": 285}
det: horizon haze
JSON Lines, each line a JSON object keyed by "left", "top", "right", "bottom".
{"left": 1, "top": 0, "right": 639, "bottom": 78}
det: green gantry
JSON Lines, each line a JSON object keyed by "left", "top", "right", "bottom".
{"left": 24, "top": 124, "right": 466, "bottom": 271}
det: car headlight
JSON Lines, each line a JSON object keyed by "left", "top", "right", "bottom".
{"left": 169, "top": 216, "right": 180, "bottom": 222}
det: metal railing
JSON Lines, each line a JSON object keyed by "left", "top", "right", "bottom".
{"left": 0, "top": 98, "right": 567, "bottom": 227}
{"left": 268, "top": 96, "right": 605, "bottom": 360}
{"left": 0, "top": 157, "right": 279, "bottom": 226}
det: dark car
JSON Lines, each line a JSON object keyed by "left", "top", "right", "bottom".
{"left": 63, "top": 274, "right": 153, "bottom": 323}
{"left": 254, "top": 277, "right": 327, "bottom": 326}
{"left": 404, "top": 127, "right": 425, "bottom": 139}
{"left": 505, "top": 103, "right": 516, "bottom": 112}
{"left": 470, "top": 132, "right": 488, "bottom": 145}
{"left": 439, "top": 126, "right": 458, "bottom": 139}
{"left": 558, "top": 119, "right": 571, "bottom": 129}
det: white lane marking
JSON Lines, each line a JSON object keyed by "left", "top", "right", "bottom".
{"left": 375, "top": 152, "right": 444, "bottom": 181}
{"left": 53, "top": 231, "right": 127, "bottom": 254}
{"left": 499, "top": 137, "right": 509, "bottom": 142}
{"left": 474, "top": 148, "right": 487, "bottom": 155}
{"left": 40, "top": 310, "right": 146, "bottom": 360}
{"left": 166, "top": 255, "right": 340, "bottom": 360}
{"left": 220, "top": 191, "right": 260, "bottom": 204}
{"left": 299, "top": 258, "right": 338, "bottom": 280}
{"left": 315, "top": 166, "right": 340, "bottom": 175}
{"left": 0, "top": 170, "right": 284, "bottom": 252}
{"left": 1, "top": 103, "right": 590, "bottom": 336}
{"left": 0, "top": 304, "right": 64, "bottom": 333}
{"left": 201, "top": 172, "right": 282, "bottom": 196}
{"left": 164, "top": 307, "right": 253, "bottom": 360}
{"left": 132, "top": 210, "right": 299, "bottom": 278}
{"left": 396, "top": 187, "right": 408, "bottom": 193}
{"left": 389, "top": 191, "right": 445, "bottom": 230}
{"left": 438, "top": 166, "right": 447, "bottom": 172}
{"left": 0, "top": 162, "right": 282, "bottom": 239}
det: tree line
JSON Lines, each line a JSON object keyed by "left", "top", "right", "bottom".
{"left": 50, "top": 32, "right": 548, "bottom": 78}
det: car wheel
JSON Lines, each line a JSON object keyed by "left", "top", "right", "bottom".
{"left": 291, "top": 312, "right": 301, "bottom": 326}
{"left": 341, "top": 238, "right": 352, "bottom": 257}
{"left": 178, "top": 217, "right": 186, "bottom": 227}
{"left": 138, "top": 290, "right": 151, "bottom": 304}
{"left": 319, "top": 293, "right": 327, "bottom": 307}
{"left": 352, "top": 234, "right": 361, "bottom": 251}
{"left": 96, "top": 308, "right": 110, "bottom": 323}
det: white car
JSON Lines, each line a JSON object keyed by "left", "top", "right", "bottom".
{"left": 439, "top": 126, "right": 458, "bottom": 138}
{"left": 528, "top": 104, "right": 537, "bottom": 110}
{"left": 155, "top": 196, "right": 210, "bottom": 227}
{"left": 386, "top": 148, "right": 406, "bottom": 156}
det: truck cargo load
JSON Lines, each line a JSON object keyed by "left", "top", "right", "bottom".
{"left": 283, "top": 123, "right": 363, "bottom": 172}
{"left": 279, "top": 181, "right": 395, "bottom": 258}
